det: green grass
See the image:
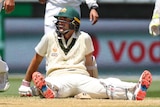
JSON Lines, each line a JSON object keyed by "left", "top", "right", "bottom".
{"left": 0, "top": 78, "right": 22, "bottom": 97}
{"left": 0, "top": 77, "right": 159, "bottom": 98}
{"left": 146, "top": 81, "right": 160, "bottom": 97}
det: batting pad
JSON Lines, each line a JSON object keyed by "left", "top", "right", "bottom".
{"left": 0, "top": 72, "right": 10, "bottom": 91}
{"left": 0, "top": 59, "right": 9, "bottom": 73}
{"left": 0, "top": 59, "right": 10, "bottom": 91}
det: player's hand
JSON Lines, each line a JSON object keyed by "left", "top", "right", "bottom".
{"left": 149, "top": 14, "right": 160, "bottom": 36}
{"left": 90, "top": 9, "right": 99, "bottom": 25}
{"left": 18, "top": 80, "right": 32, "bottom": 97}
{"left": 3, "top": 0, "right": 15, "bottom": 14}
{"left": 39, "top": 0, "right": 46, "bottom": 4}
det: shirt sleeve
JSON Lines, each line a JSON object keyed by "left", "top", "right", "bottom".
{"left": 85, "top": 0, "right": 98, "bottom": 9}
{"left": 153, "top": 0, "right": 160, "bottom": 16}
{"left": 35, "top": 35, "right": 49, "bottom": 57}
{"left": 84, "top": 33, "right": 94, "bottom": 55}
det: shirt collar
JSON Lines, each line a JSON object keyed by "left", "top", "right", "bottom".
{"left": 58, "top": 32, "right": 79, "bottom": 39}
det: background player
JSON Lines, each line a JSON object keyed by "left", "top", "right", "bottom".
{"left": 0, "top": 0, "right": 15, "bottom": 13}
{"left": 0, "top": 0, "right": 15, "bottom": 91}
{"left": 18, "top": 7, "right": 152, "bottom": 100}
{"left": 38, "top": 0, "right": 99, "bottom": 34}
{"left": 149, "top": 0, "right": 160, "bottom": 36}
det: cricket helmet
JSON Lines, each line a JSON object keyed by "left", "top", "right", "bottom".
{"left": 55, "top": 7, "right": 80, "bottom": 33}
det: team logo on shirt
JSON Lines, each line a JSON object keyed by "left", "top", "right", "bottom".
{"left": 53, "top": 48, "right": 57, "bottom": 52}
{"left": 51, "top": 48, "right": 58, "bottom": 57}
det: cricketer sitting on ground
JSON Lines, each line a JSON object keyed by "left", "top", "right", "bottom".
{"left": 19, "top": 7, "right": 152, "bottom": 100}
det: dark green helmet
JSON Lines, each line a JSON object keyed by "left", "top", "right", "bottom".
{"left": 55, "top": 6, "right": 80, "bottom": 23}
{"left": 55, "top": 7, "right": 80, "bottom": 32}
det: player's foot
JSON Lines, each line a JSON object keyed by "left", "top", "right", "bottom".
{"left": 0, "top": 81, "right": 10, "bottom": 91}
{"left": 134, "top": 70, "right": 152, "bottom": 100}
{"left": 32, "top": 71, "right": 54, "bottom": 98}
{"left": 0, "top": 72, "right": 10, "bottom": 91}
{"left": 3, "top": 81, "right": 10, "bottom": 91}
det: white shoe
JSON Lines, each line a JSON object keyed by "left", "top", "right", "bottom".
{"left": 0, "top": 82, "right": 10, "bottom": 91}
{"left": 0, "top": 72, "right": 10, "bottom": 91}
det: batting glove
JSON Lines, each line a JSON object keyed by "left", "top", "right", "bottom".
{"left": 149, "top": 13, "right": 160, "bottom": 36}
{"left": 18, "top": 79, "right": 32, "bottom": 97}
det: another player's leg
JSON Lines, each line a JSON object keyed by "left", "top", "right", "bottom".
{"left": 0, "top": 3, "right": 2, "bottom": 12}
{"left": 134, "top": 70, "right": 152, "bottom": 100}
{"left": 0, "top": 58, "right": 10, "bottom": 91}
{"left": 32, "top": 71, "right": 54, "bottom": 98}
{"left": 0, "top": 0, "right": 4, "bottom": 12}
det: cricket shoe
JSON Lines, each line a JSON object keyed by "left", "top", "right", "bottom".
{"left": 134, "top": 70, "right": 152, "bottom": 100}
{"left": 32, "top": 71, "right": 54, "bottom": 98}
{"left": 0, "top": 72, "right": 10, "bottom": 91}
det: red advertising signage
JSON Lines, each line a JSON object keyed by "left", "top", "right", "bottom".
{"left": 91, "top": 34, "right": 160, "bottom": 67}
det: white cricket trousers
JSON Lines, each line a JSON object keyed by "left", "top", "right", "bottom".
{"left": 45, "top": 72, "right": 137, "bottom": 99}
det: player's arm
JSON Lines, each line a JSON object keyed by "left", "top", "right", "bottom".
{"left": 24, "top": 53, "right": 43, "bottom": 82}
{"left": 85, "top": 0, "right": 99, "bottom": 25}
{"left": 85, "top": 53, "right": 98, "bottom": 78}
{"left": 149, "top": 0, "right": 160, "bottom": 36}
{"left": 3, "top": 0, "right": 15, "bottom": 13}
{"left": 18, "top": 53, "right": 43, "bottom": 96}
